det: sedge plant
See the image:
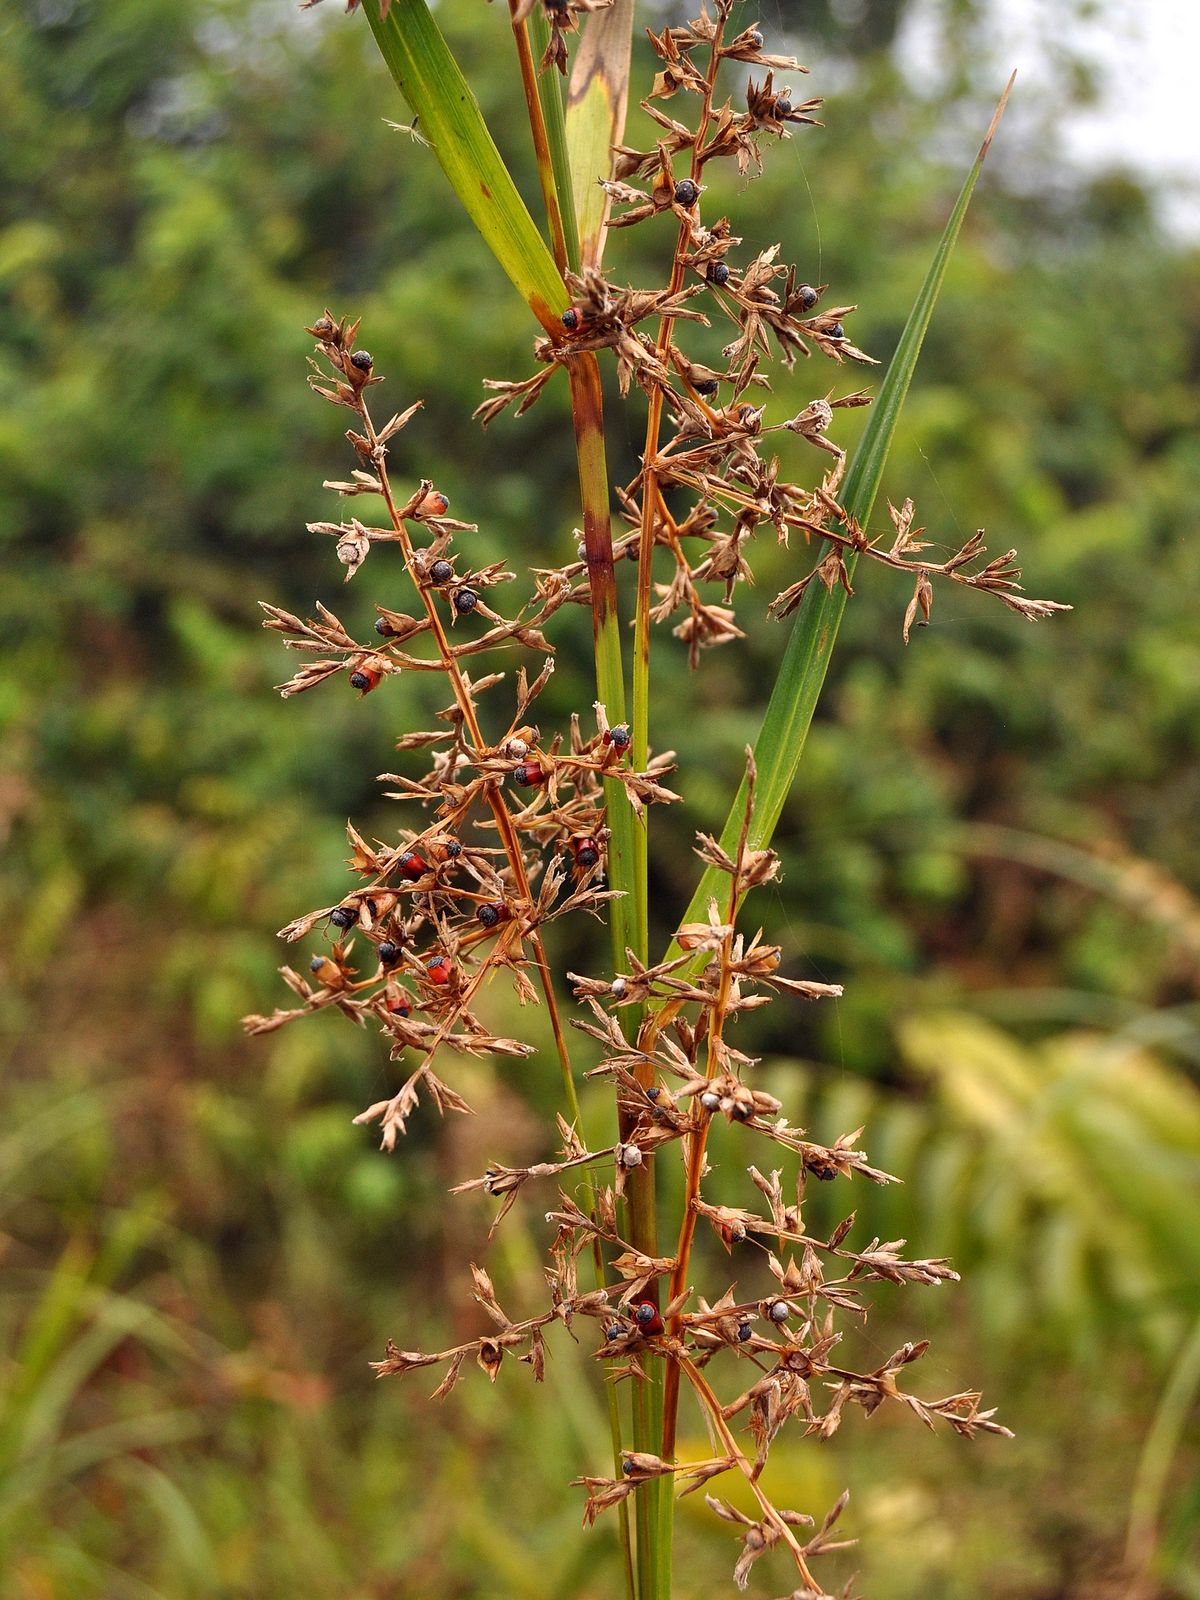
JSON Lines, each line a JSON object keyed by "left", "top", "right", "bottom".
{"left": 245, "top": 3, "right": 1068, "bottom": 1594}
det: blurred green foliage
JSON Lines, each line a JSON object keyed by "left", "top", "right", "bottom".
{"left": 1, "top": 0, "right": 1198, "bottom": 1595}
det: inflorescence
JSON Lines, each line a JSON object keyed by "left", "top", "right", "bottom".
{"left": 247, "top": 6, "right": 1064, "bottom": 1592}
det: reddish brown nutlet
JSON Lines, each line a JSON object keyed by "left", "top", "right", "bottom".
{"left": 384, "top": 985, "right": 413, "bottom": 1018}
{"left": 425, "top": 954, "right": 453, "bottom": 986}
{"left": 632, "top": 1300, "right": 663, "bottom": 1336}
{"left": 309, "top": 955, "right": 341, "bottom": 986}
{"left": 397, "top": 849, "right": 430, "bottom": 882}
{"left": 349, "top": 660, "right": 384, "bottom": 694}
{"left": 572, "top": 836, "right": 601, "bottom": 869}
{"left": 417, "top": 489, "right": 449, "bottom": 517}
{"left": 513, "top": 761, "right": 546, "bottom": 787}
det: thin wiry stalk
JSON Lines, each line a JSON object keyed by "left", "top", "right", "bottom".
{"left": 675, "top": 1352, "right": 823, "bottom": 1592}
{"left": 355, "top": 398, "right": 571, "bottom": 1058}
{"left": 525, "top": 7, "right": 584, "bottom": 278}
{"left": 659, "top": 769, "right": 748, "bottom": 1464}
{"left": 565, "top": 348, "right": 658, "bottom": 1600}
{"left": 506, "top": 42, "right": 636, "bottom": 1595}
{"left": 509, "top": 3, "right": 572, "bottom": 276}
{"left": 626, "top": 21, "right": 728, "bottom": 1593}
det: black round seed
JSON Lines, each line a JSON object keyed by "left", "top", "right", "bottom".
{"left": 378, "top": 941, "right": 402, "bottom": 966}
{"left": 350, "top": 349, "right": 373, "bottom": 371}
{"left": 374, "top": 617, "right": 395, "bottom": 637}
{"left": 829, "top": 322, "right": 845, "bottom": 340}
{"left": 607, "top": 723, "right": 631, "bottom": 750}
{"left": 330, "top": 906, "right": 357, "bottom": 929}
{"left": 747, "top": 29, "right": 764, "bottom": 47}
{"left": 645, "top": 1086, "right": 661, "bottom": 1101}
{"left": 797, "top": 284, "right": 819, "bottom": 310}
{"left": 776, "top": 99, "right": 792, "bottom": 117}
{"left": 622, "top": 1459, "right": 636, "bottom": 1475}
{"left": 635, "top": 1303, "right": 657, "bottom": 1326}
{"left": 429, "top": 559, "right": 454, "bottom": 584}
{"left": 674, "top": 179, "right": 699, "bottom": 208}
{"left": 348, "top": 671, "right": 370, "bottom": 690}
{"left": 695, "top": 378, "right": 719, "bottom": 398}
{"left": 443, "top": 839, "right": 462, "bottom": 859}
{"left": 561, "top": 308, "right": 580, "bottom": 330}
{"left": 605, "top": 1323, "right": 624, "bottom": 1342}
{"left": 737, "top": 1321, "right": 753, "bottom": 1342}
{"left": 707, "top": 261, "right": 730, "bottom": 287}
{"left": 769, "top": 1300, "right": 790, "bottom": 1323}
{"left": 453, "top": 588, "right": 478, "bottom": 614}
{"left": 576, "top": 844, "right": 600, "bottom": 867}
{"left": 476, "top": 902, "right": 503, "bottom": 929}
{"left": 309, "top": 955, "right": 324, "bottom": 973}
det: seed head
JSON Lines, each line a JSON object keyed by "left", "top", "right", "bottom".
{"left": 707, "top": 261, "right": 730, "bottom": 287}
{"left": 674, "top": 178, "right": 700, "bottom": 208}
{"left": 737, "top": 1320, "right": 753, "bottom": 1342}
{"left": 330, "top": 905, "right": 357, "bottom": 929}
{"left": 700, "top": 1091, "right": 721, "bottom": 1112}
{"left": 769, "top": 1299, "right": 790, "bottom": 1324}
{"left": 417, "top": 489, "right": 449, "bottom": 517}
{"left": 349, "top": 349, "right": 373, "bottom": 372}
{"left": 829, "top": 322, "right": 845, "bottom": 340}
{"left": 797, "top": 284, "right": 819, "bottom": 310}
{"left": 429, "top": 559, "right": 454, "bottom": 584}
{"left": 453, "top": 588, "right": 478, "bottom": 614}
{"left": 476, "top": 901, "right": 509, "bottom": 929}
{"left": 398, "top": 849, "right": 429, "bottom": 881}
{"left": 378, "top": 940, "right": 402, "bottom": 967}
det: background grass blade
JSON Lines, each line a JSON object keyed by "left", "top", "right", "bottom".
{"left": 361, "top": 0, "right": 567, "bottom": 328}
{"left": 660, "top": 77, "right": 1016, "bottom": 959}
{"left": 565, "top": 0, "right": 634, "bottom": 268}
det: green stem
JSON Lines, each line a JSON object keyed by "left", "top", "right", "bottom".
{"left": 564, "top": 352, "right": 659, "bottom": 1599}
{"left": 526, "top": 9, "right": 583, "bottom": 278}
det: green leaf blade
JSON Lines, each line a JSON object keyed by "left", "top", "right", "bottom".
{"left": 362, "top": 0, "right": 567, "bottom": 328}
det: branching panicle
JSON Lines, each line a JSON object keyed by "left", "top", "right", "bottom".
{"left": 246, "top": 11, "right": 1056, "bottom": 1595}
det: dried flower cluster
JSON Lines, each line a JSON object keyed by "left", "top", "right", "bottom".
{"left": 247, "top": 3, "right": 1063, "bottom": 1593}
